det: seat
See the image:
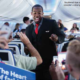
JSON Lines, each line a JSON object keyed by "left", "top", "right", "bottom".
{"left": 57, "top": 42, "right": 67, "bottom": 53}
{"left": 11, "top": 39, "right": 21, "bottom": 42}
{"left": 0, "top": 49, "right": 16, "bottom": 66}
{"left": 9, "top": 42, "right": 25, "bottom": 56}
{"left": 8, "top": 44, "right": 21, "bottom": 55}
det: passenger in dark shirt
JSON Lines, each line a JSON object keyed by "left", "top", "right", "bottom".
{"left": 57, "top": 19, "right": 64, "bottom": 32}
{"left": 57, "top": 19, "right": 68, "bottom": 32}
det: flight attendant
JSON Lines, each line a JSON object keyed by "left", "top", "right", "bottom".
{"left": 25, "top": 4, "right": 65, "bottom": 80}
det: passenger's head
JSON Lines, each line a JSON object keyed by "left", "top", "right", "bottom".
{"left": 66, "top": 40, "right": 80, "bottom": 79}
{"left": 73, "top": 23, "right": 77, "bottom": 28}
{"left": 15, "top": 23, "right": 20, "bottom": 29}
{"left": 4, "top": 22, "right": 9, "bottom": 26}
{"left": 58, "top": 19, "right": 62, "bottom": 24}
{"left": 30, "top": 19, "right": 33, "bottom": 24}
{"left": 31, "top": 4, "right": 44, "bottom": 23}
{"left": 23, "top": 17, "right": 30, "bottom": 25}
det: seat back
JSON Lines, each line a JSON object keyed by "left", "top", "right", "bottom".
{"left": 8, "top": 44, "right": 20, "bottom": 55}
{"left": 57, "top": 42, "right": 67, "bottom": 53}
{"left": 11, "top": 39, "right": 21, "bottom": 42}
{"left": 9, "top": 42, "right": 25, "bottom": 56}
{"left": 0, "top": 49, "right": 16, "bottom": 66}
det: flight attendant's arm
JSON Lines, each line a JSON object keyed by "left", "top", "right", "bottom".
{"left": 50, "top": 20, "right": 65, "bottom": 43}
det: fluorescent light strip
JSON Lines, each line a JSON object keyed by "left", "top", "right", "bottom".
{"left": 53, "top": 0, "right": 60, "bottom": 11}
{"left": 30, "top": 0, "right": 36, "bottom": 5}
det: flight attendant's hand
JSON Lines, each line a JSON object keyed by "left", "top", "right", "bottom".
{"left": 49, "top": 34, "right": 58, "bottom": 42}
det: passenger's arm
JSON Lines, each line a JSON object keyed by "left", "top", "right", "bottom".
{"left": 7, "top": 32, "right": 14, "bottom": 43}
{"left": 26, "top": 42, "right": 42, "bottom": 65}
{"left": 0, "top": 37, "right": 9, "bottom": 49}
{"left": 49, "top": 61, "right": 65, "bottom": 80}
{"left": 0, "top": 31, "right": 9, "bottom": 49}
{"left": 18, "top": 32, "right": 42, "bottom": 66}
{"left": 0, "top": 31, "right": 7, "bottom": 35}
{"left": 49, "top": 62, "right": 58, "bottom": 80}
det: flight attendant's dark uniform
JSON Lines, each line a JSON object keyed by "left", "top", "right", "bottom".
{"left": 26, "top": 18, "right": 65, "bottom": 80}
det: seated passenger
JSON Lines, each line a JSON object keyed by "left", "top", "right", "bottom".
{"left": 0, "top": 31, "right": 42, "bottom": 70}
{"left": 13, "top": 23, "right": 20, "bottom": 38}
{"left": 70, "top": 23, "right": 79, "bottom": 33}
{"left": 57, "top": 19, "right": 68, "bottom": 32}
{"left": 57, "top": 19, "right": 64, "bottom": 32}
{"left": 13, "top": 23, "right": 20, "bottom": 32}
